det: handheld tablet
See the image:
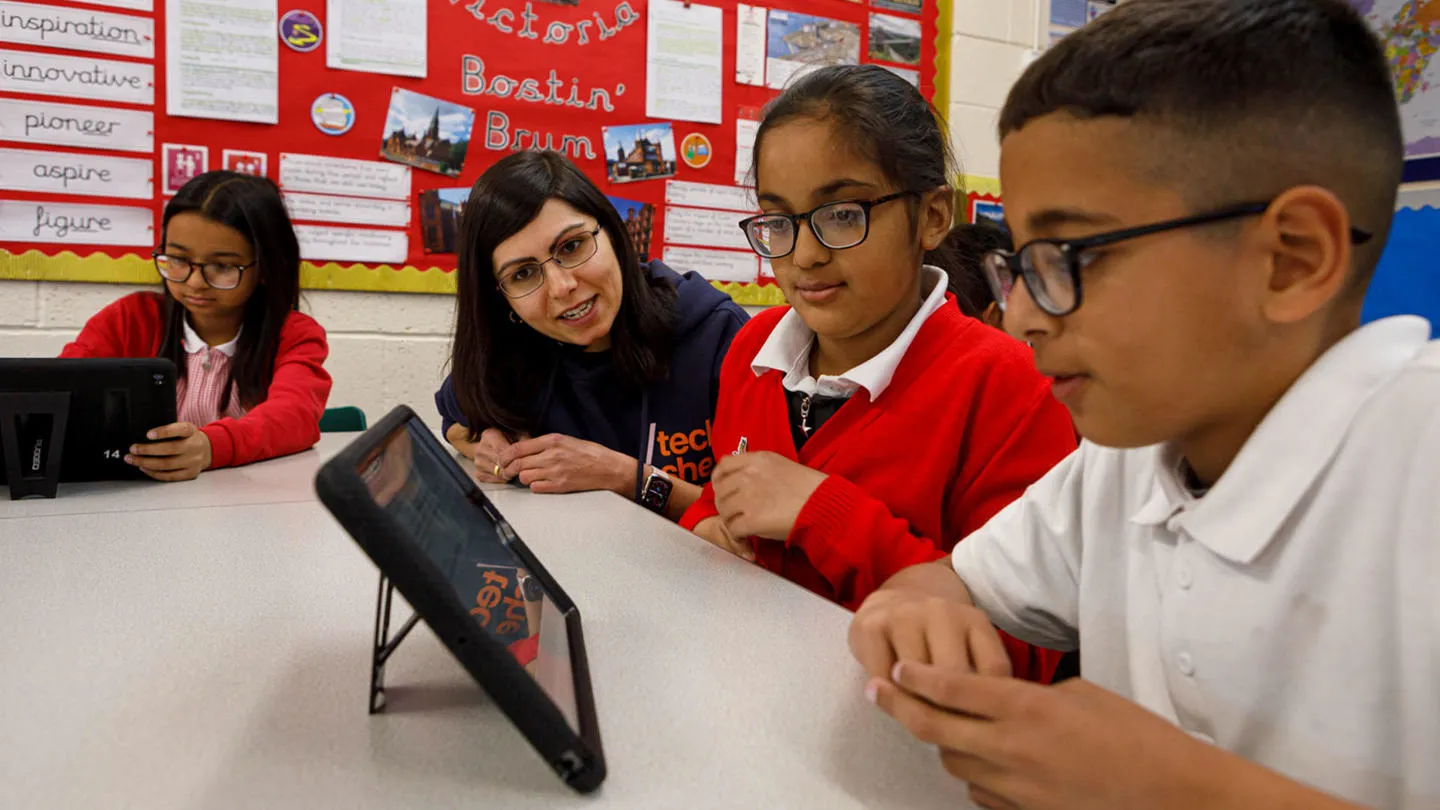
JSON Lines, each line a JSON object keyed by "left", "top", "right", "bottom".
{"left": 0, "top": 357, "right": 178, "bottom": 499}
{"left": 314, "top": 405, "right": 606, "bottom": 793}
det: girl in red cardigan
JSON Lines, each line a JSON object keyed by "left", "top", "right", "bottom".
{"left": 61, "top": 171, "right": 332, "bottom": 480}
{"left": 680, "top": 66, "right": 1076, "bottom": 682}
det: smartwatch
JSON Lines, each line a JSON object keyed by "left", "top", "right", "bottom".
{"left": 638, "top": 466, "right": 673, "bottom": 514}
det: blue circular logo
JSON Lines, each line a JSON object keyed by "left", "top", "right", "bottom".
{"left": 311, "top": 93, "right": 355, "bottom": 136}
{"left": 279, "top": 10, "right": 323, "bottom": 53}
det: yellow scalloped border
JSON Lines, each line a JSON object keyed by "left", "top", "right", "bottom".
{"left": 0, "top": 249, "right": 782, "bottom": 303}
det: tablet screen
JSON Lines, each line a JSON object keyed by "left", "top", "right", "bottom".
{"left": 357, "top": 419, "right": 579, "bottom": 733}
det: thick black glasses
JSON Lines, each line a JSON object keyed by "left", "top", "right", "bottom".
{"left": 738, "top": 191, "right": 916, "bottom": 259}
{"left": 153, "top": 252, "right": 254, "bottom": 291}
{"left": 496, "top": 226, "right": 602, "bottom": 299}
{"left": 982, "top": 201, "right": 1375, "bottom": 317}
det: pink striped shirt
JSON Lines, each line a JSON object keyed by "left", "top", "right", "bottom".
{"left": 175, "top": 320, "right": 248, "bottom": 426}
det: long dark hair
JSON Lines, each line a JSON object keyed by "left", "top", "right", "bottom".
{"left": 929, "top": 222, "right": 1013, "bottom": 317}
{"left": 451, "top": 150, "right": 677, "bottom": 438}
{"left": 752, "top": 64, "right": 958, "bottom": 219}
{"left": 157, "top": 171, "right": 301, "bottom": 411}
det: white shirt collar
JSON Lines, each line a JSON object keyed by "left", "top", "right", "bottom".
{"left": 181, "top": 317, "right": 241, "bottom": 357}
{"left": 1130, "top": 315, "right": 1433, "bottom": 564}
{"left": 750, "top": 266, "right": 950, "bottom": 400}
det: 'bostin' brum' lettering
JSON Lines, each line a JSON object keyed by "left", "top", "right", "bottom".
{"left": 462, "top": 0, "right": 638, "bottom": 45}
{"left": 32, "top": 204, "right": 111, "bottom": 239}
{"left": 0, "top": 8, "right": 146, "bottom": 47}
{"left": 462, "top": 55, "right": 621, "bottom": 112}
{"left": 1, "top": 56, "right": 145, "bottom": 91}
{"left": 484, "top": 111, "right": 595, "bottom": 160}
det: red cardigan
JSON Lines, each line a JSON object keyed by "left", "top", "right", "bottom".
{"left": 681, "top": 302, "right": 1076, "bottom": 681}
{"left": 60, "top": 291, "right": 333, "bottom": 468}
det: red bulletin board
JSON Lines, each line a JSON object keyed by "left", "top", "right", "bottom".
{"left": 0, "top": 0, "right": 944, "bottom": 301}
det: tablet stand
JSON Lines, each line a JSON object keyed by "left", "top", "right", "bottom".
{"left": 370, "top": 573, "right": 421, "bottom": 713}
{"left": 0, "top": 392, "right": 70, "bottom": 500}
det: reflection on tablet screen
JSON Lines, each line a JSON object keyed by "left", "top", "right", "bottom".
{"left": 358, "top": 421, "right": 579, "bottom": 732}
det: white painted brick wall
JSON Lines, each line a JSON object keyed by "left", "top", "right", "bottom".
{"left": 0, "top": 0, "right": 1028, "bottom": 427}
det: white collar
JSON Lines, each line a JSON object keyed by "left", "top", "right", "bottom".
{"left": 1130, "top": 316, "right": 1433, "bottom": 564}
{"left": 181, "top": 317, "right": 241, "bottom": 357}
{"left": 750, "top": 265, "right": 949, "bottom": 400}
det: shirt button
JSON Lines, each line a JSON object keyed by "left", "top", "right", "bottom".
{"left": 1176, "top": 564, "right": 1193, "bottom": 589}
{"left": 1176, "top": 652, "right": 1195, "bottom": 676}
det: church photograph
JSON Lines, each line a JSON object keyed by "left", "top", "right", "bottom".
{"left": 601, "top": 123, "right": 678, "bottom": 184}
{"left": 380, "top": 88, "right": 476, "bottom": 177}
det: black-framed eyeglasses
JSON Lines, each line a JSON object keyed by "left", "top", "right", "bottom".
{"left": 152, "top": 252, "right": 254, "bottom": 291}
{"left": 496, "top": 226, "right": 602, "bottom": 299}
{"left": 982, "top": 200, "right": 1375, "bottom": 318}
{"left": 738, "top": 191, "right": 917, "bottom": 259}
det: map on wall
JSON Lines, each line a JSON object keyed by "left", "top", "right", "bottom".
{"left": 1352, "top": 0, "right": 1440, "bottom": 159}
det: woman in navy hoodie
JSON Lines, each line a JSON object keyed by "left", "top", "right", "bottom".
{"left": 437, "top": 150, "right": 748, "bottom": 521}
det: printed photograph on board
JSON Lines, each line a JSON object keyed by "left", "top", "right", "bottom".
{"left": 868, "top": 13, "right": 921, "bottom": 66}
{"left": 607, "top": 195, "right": 656, "bottom": 260}
{"left": 765, "top": 11, "right": 862, "bottom": 89}
{"left": 602, "top": 123, "right": 678, "bottom": 184}
{"left": 380, "top": 88, "right": 475, "bottom": 178}
{"left": 870, "top": 0, "right": 921, "bottom": 16}
{"left": 419, "top": 187, "right": 470, "bottom": 254}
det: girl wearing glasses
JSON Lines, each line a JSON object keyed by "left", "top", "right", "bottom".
{"left": 60, "top": 171, "right": 332, "bottom": 480}
{"left": 436, "top": 150, "right": 748, "bottom": 520}
{"left": 679, "top": 66, "right": 1076, "bottom": 681}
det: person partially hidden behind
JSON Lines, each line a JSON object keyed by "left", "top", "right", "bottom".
{"left": 436, "top": 150, "right": 747, "bottom": 521}
{"left": 850, "top": 1, "right": 1439, "bottom": 808}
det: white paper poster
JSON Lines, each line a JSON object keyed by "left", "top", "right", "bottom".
{"left": 734, "top": 118, "right": 758, "bottom": 186}
{"left": 735, "top": 4, "right": 767, "bottom": 87}
{"left": 0, "top": 98, "right": 152, "bottom": 154}
{"left": 296, "top": 225, "right": 409, "bottom": 263}
{"left": 663, "top": 246, "right": 760, "bottom": 283}
{"left": 326, "top": 0, "right": 426, "bottom": 78}
{"left": 285, "top": 192, "right": 410, "bottom": 227}
{"left": 0, "top": 2, "right": 154, "bottom": 59}
{"left": 663, "top": 206, "right": 751, "bottom": 251}
{"left": 0, "top": 147, "right": 152, "bottom": 199}
{"left": 82, "top": 0, "right": 154, "bottom": 10}
{"left": 279, "top": 153, "right": 411, "bottom": 200}
{"left": 0, "top": 199, "right": 154, "bottom": 246}
{"left": 165, "top": 0, "right": 279, "bottom": 124}
{"left": 666, "top": 180, "right": 753, "bottom": 213}
{"left": 645, "top": 0, "right": 723, "bottom": 124}
{"left": 0, "top": 49, "right": 154, "bottom": 106}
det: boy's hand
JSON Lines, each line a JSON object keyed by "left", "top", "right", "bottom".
{"left": 870, "top": 665, "right": 1222, "bottom": 810}
{"left": 711, "top": 451, "right": 827, "bottom": 541}
{"left": 126, "top": 422, "right": 212, "bottom": 481}
{"left": 850, "top": 588, "right": 1012, "bottom": 680}
{"left": 692, "top": 516, "right": 755, "bottom": 562}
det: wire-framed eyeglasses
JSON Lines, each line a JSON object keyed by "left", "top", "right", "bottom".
{"left": 982, "top": 200, "right": 1375, "bottom": 318}
{"left": 496, "top": 226, "right": 602, "bottom": 299}
{"left": 737, "top": 191, "right": 917, "bottom": 259}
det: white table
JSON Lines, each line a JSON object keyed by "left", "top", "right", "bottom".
{"left": 0, "top": 439, "right": 976, "bottom": 809}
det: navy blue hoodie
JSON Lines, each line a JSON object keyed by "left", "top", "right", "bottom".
{"left": 435, "top": 261, "right": 749, "bottom": 489}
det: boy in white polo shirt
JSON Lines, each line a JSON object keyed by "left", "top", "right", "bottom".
{"left": 847, "top": 1, "right": 1439, "bottom": 808}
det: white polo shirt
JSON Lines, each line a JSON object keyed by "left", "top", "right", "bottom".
{"left": 951, "top": 316, "right": 1439, "bottom": 809}
{"left": 750, "top": 265, "right": 949, "bottom": 399}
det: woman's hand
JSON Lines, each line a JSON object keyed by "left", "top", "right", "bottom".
{"left": 471, "top": 428, "right": 519, "bottom": 484}
{"left": 499, "top": 434, "right": 636, "bottom": 495}
{"left": 126, "top": 422, "right": 212, "bottom": 481}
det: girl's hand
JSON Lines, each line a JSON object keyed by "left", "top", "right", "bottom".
{"left": 711, "top": 451, "right": 828, "bottom": 541}
{"left": 126, "top": 422, "right": 212, "bottom": 481}
{"left": 692, "top": 516, "right": 756, "bottom": 561}
{"left": 473, "top": 428, "right": 518, "bottom": 483}
{"left": 499, "top": 434, "right": 635, "bottom": 495}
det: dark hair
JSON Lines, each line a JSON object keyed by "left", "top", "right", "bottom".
{"left": 927, "top": 222, "right": 1013, "bottom": 317}
{"left": 999, "top": 0, "right": 1403, "bottom": 285}
{"left": 752, "top": 64, "right": 959, "bottom": 209}
{"left": 451, "top": 150, "right": 677, "bottom": 438}
{"left": 157, "top": 171, "right": 301, "bottom": 411}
